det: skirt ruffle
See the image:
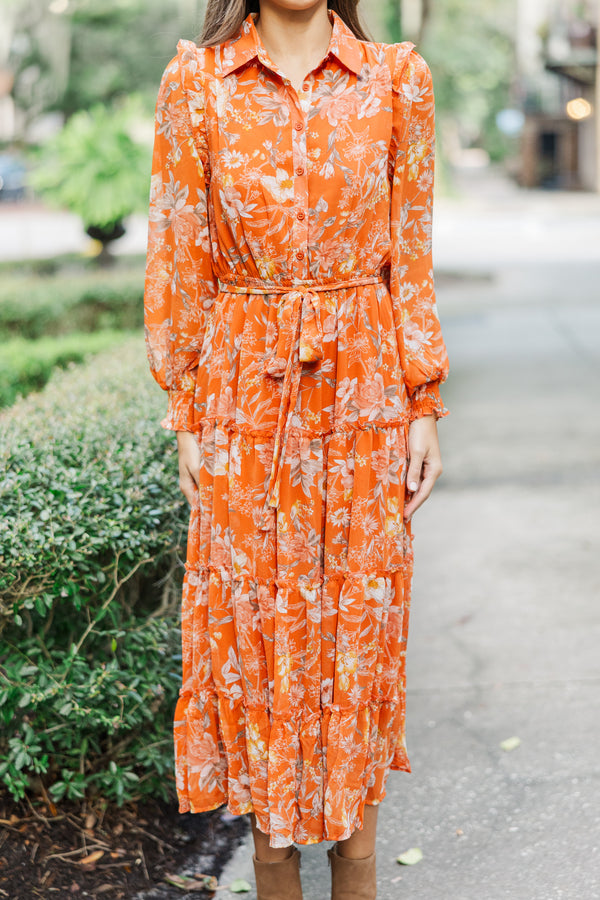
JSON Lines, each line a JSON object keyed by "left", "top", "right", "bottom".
{"left": 173, "top": 282, "right": 415, "bottom": 847}
{"left": 174, "top": 562, "right": 412, "bottom": 847}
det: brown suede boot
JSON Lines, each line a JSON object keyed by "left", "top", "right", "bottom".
{"left": 252, "top": 846, "right": 302, "bottom": 900}
{"left": 327, "top": 842, "right": 377, "bottom": 900}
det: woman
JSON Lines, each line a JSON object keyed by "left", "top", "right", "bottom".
{"left": 144, "top": 1, "right": 449, "bottom": 897}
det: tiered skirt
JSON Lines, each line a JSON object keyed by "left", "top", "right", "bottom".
{"left": 173, "top": 279, "right": 415, "bottom": 848}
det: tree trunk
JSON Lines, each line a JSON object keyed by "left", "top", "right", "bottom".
{"left": 418, "top": 0, "right": 432, "bottom": 45}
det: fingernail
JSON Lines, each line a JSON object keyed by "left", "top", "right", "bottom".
{"left": 409, "top": 482, "right": 418, "bottom": 492}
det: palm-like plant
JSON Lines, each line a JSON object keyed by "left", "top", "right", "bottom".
{"left": 30, "top": 100, "right": 151, "bottom": 264}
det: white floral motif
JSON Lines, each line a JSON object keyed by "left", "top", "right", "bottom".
{"left": 144, "top": 7, "right": 449, "bottom": 850}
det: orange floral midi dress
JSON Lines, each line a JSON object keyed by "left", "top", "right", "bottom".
{"left": 144, "top": 8, "right": 449, "bottom": 849}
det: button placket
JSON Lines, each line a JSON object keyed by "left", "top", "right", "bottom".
{"left": 291, "top": 99, "right": 309, "bottom": 279}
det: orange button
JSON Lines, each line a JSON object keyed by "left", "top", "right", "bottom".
{"left": 296, "top": 211, "right": 305, "bottom": 220}
{"left": 294, "top": 121, "right": 303, "bottom": 131}
{"left": 296, "top": 250, "right": 304, "bottom": 260}
{"left": 302, "top": 82, "right": 310, "bottom": 91}
{"left": 296, "top": 167, "right": 304, "bottom": 176}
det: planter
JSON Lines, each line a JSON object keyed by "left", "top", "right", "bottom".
{"left": 85, "top": 219, "right": 126, "bottom": 266}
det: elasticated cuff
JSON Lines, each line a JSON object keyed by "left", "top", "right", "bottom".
{"left": 160, "top": 389, "right": 196, "bottom": 432}
{"left": 408, "top": 381, "right": 449, "bottom": 422}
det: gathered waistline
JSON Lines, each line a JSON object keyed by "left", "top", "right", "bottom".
{"left": 217, "top": 270, "right": 388, "bottom": 295}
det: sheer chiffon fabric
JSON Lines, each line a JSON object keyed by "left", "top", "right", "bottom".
{"left": 144, "top": 9, "right": 448, "bottom": 847}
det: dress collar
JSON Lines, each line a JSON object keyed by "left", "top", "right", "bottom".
{"left": 220, "top": 8, "right": 364, "bottom": 78}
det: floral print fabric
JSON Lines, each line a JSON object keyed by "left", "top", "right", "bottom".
{"left": 144, "top": 8, "right": 449, "bottom": 848}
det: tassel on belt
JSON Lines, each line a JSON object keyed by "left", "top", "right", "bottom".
{"left": 217, "top": 272, "right": 387, "bottom": 530}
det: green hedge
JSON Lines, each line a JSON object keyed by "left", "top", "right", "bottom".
{"left": 0, "top": 329, "right": 137, "bottom": 408}
{"left": 0, "top": 267, "right": 144, "bottom": 341}
{"left": 0, "top": 337, "right": 188, "bottom": 806}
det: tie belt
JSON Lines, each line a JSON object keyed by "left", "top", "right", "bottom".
{"left": 217, "top": 272, "right": 387, "bottom": 530}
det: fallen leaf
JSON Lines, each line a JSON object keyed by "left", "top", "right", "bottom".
{"left": 230, "top": 878, "right": 252, "bottom": 892}
{"left": 80, "top": 850, "right": 104, "bottom": 866}
{"left": 194, "top": 874, "right": 219, "bottom": 891}
{"left": 165, "top": 873, "right": 216, "bottom": 891}
{"left": 397, "top": 847, "right": 423, "bottom": 866}
{"left": 500, "top": 736, "right": 521, "bottom": 752}
{"left": 113, "top": 823, "right": 124, "bottom": 836}
{"left": 85, "top": 812, "right": 97, "bottom": 830}
{"left": 164, "top": 874, "right": 188, "bottom": 889}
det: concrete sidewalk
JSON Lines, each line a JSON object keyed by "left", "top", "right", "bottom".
{"left": 217, "top": 175, "right": 600, "bottom": 899}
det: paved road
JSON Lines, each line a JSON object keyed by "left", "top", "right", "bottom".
{"left": 1, "top": 165, "right": 600, "bottom": 266}
{"left": 216, "top": 172, "right": 600, "bottom": 900}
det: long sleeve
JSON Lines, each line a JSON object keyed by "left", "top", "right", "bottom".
{"left": 144, "top": 44, "right": 217, "bottom": 432}
{"left": 388, "top": 44, "right": 449, "bottom": 422}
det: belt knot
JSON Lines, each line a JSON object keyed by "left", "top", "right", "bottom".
{"left": 217, "top": 272, "right": 387, "bottom": 531}
{"left": 264, "top": 288, "right": 323, "bottom": 378}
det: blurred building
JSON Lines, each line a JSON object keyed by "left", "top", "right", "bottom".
{"left": 517, "top": 0, "right": 598, "bottom": 190}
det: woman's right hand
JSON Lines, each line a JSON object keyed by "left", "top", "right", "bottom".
{"left": 176, "top": 431, "right": 201, "bottom": 504}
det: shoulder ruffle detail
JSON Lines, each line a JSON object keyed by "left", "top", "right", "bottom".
{"left": 390, "top": 40, "right": 417, "bottom": 95}
{"left": 174, "top": 39, "right": 210, "bottom": 172}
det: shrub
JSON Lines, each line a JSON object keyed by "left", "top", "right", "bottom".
{"left": 0, "top": 267, "right": 145, "bottom": 341}
{"left": 0, "top": 337, "right": 188, "bottom": 806}
{"left": 29, "top": 99, "right": 151, "bottom": 231}
{"left": 0, "top": 329, "right": 136, "bottom": 408}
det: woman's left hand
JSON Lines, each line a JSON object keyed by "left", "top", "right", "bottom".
{"left": 403, "top": 415, "right": 443, "bottom": 521}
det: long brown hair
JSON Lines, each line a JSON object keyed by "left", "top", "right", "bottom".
{"left": 198, "top": 1, "right": 371, "bottom": 48}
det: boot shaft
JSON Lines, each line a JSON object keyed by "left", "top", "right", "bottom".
{"left": 327, "top": 843, "right": 377, "bottom": 900}
{"left": 253, "top": 846, "right": 303, "bottom": 900}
